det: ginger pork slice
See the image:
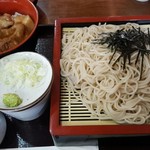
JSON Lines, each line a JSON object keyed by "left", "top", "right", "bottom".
{"left": 0, "top": 13, "right": 14, "bottom": 29}
{"left": 0, "top": 23, "right": 25, "bottom": 51}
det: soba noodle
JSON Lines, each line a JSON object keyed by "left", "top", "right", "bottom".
{"left": 60, "top": 23, "right": 150, "bottom": 124}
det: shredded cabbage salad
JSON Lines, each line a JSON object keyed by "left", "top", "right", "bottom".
{"left": 0, "top": 58, "right": 47, "bottom": 89}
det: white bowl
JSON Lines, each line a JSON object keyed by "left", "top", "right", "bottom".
{"left": 0, "top": 52, "right": 53, "bottom": 121}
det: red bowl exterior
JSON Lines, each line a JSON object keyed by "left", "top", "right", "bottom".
{"left": 0, "top": 0, "right": 38, "bottom": 56}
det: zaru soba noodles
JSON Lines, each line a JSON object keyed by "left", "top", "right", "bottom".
{"left": 60, "top": 23, "right": 150, "bottom": 124}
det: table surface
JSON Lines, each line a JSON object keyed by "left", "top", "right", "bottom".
{"left": 37, "top": 0, "right": 150, "bottom": 25}
{"left": 1, "top": 0, "right": 150, "bottom": 149}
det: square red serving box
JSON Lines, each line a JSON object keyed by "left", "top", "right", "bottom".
{"left": 50, "top": 15, "right": 150, "bottom": 137}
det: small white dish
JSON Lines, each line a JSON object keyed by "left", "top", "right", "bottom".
{"left": 136, "top": 0, "right": 149, "bottom": 2}
{"left": 0, "top": 112, "right": 6, "bottom": 144}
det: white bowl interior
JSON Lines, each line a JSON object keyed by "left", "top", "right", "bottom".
{"left": 0, "top": 52, "right": 53, "bottom": 110}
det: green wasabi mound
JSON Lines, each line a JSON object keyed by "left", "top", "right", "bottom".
{"left": 3, "top": 93, "right": 22, "bottom": 107}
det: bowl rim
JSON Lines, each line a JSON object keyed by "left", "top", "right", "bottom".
{"left": 11, "top": 83, "right": 52, "bottom": 112}
{"left": 0, "top": 0, "right": 39, "bottom": 56}
{"left": 0, "top": 51, "right": 53, "bottom": 111}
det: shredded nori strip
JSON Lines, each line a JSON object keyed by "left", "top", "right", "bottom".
{"left": 92, "top": 26, "right": 150, "bottom": 79}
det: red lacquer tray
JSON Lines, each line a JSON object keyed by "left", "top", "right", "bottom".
{"left": 50, "top": 16, "right": 150, "bottom": 136}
